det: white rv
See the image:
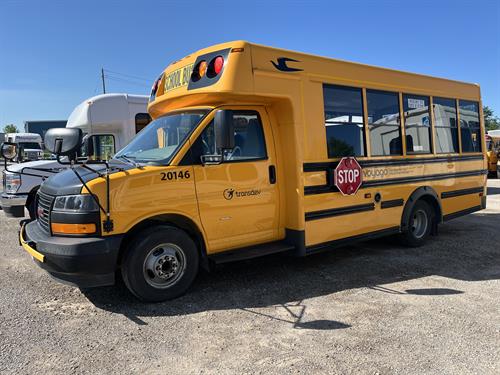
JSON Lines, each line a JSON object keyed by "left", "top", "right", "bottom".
{"left": 5, "top": 133, "right": 43, "bottom": 162}
{"left": 1, "top": 93, "right": 150, "bottom": 218}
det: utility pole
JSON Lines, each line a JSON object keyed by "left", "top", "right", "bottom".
{"left": 101, "top": 68, "right": 106, "bottom": 94}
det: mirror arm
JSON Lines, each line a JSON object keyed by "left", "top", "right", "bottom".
{"left": 69, "top": 163, "right": 113, "bottom": 233}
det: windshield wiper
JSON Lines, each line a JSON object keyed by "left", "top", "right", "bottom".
{"left": 115, "top": 154, "right": 144, "bottom": 169}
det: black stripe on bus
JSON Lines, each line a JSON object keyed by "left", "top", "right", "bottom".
{"left": 303, "top": 154, "right": 484, "bottom": 172}
{"left": 306, "top": 226, "right": 401, "bottom": 255}
{"left": 305, "top": 203, "right": 374, "bottom": 221}
{"left": 441, "top": 187, "right": 484, "bottom": 199}
{"left": 304, "top": 169, "right": 487, "bottom": 196}
{"left": 380, "top": 199, "right": 405, "bottom": 209}
{"left": 443, "top": 205, "right": 482, "bottom": 221}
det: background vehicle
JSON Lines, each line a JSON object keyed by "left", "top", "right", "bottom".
{"left": 5, "top": 133, "right": 43, "bottom": 162}
{"left": 1, "top": 93, "right": 150, "bottom": 218}
{"left": 486, "top": 130, "right": 500, "bottom": 178}
{"left": 17, "top": 41, "right": 487, "bottom": 302}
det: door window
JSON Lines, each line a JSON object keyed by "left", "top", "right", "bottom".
{"left": 191, "top": 111, "right": 267, "bottom": 163}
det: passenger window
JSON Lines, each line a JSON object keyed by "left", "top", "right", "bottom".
{"left": 366, "top": 90, "right": 402, "bottom": 156}
{"left": 403, "top": 94, "right": 432, "bottom": 154}
{"left": 193, "top": 111, "right": 267, "bottom": 162}
{"left": 323, "top": 84, "right": 365, "bottom": 158}
{"left": 135, "top": 113, "right": 152, "bottom": 134}
{"left": 459, "top": 100, "right": 481, "bottom": 152}
{"left": 433, "top": 97, "right": 459, "bottom": 154}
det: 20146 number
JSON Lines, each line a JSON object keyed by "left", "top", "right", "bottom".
{"left": 160, "top": 170, "right": 191, "bottom": 181}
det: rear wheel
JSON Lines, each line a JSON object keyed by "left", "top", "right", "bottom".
{"left": 122, "top": 225, "right": 199, "bottom": 302}
{"left": 400, "top": 200, "right": 433, "bottom": 247}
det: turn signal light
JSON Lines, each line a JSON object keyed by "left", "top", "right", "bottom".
{"left": 51, "top": 223, "right": 97, "bottom": 235}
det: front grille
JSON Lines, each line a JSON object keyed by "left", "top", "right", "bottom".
{"left": 37, "top": 191, "right": 54, "bottom": 233}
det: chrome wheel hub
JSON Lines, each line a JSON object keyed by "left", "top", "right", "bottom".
{"left": 143, "top": 243, "right": 186, "bottom": 289}
{"left": 411, "top": 209, "right": 428, "bottom": 239}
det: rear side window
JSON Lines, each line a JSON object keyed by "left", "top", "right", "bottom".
{"left": 366, "top": 90, "right": 402, "bottom": 156}
{"left": 403, "top": 94, "right": 432, "bottom": 154}
{"left": 433, "top": 97, "right": 458, "bottom": 154}
{"left": 135, "top": 113, "right": 152, "bottom": 134}
{"left": 323, "top": 84, "right": 365, "bottom": 158}
{"left": 459, "top": 100, "right": 481, "bottom": 152}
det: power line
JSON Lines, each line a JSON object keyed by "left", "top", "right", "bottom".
{"left": 103, "top": 69, "right": 151, "bottom": 82}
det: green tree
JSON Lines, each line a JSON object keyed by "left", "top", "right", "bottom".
{"left": 484, "top": 106, "right": 500, "bottom": 131}
{"left": 3, "top": 124, "right": 19, "bottom": 133}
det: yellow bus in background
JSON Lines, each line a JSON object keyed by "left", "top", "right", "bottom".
{"left": 486, "top": 131, "right": 500, "bottom": 177}
{"left": 18, "top": 41, "right": 487, "bottom": 302}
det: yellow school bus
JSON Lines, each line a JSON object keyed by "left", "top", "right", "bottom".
{"left": 17, "top": 41, "right": 487, "bottom": 302}
{"left": 486, "top": 132, "right": 500, "bottom": 177}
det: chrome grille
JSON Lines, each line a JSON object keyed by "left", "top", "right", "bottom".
{"left": 37, "top": 191, "right": 54, "bottom": 233}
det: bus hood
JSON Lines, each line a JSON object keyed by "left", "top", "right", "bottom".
{"left": 39, "top": 162, "right": 134, "bottom": 196}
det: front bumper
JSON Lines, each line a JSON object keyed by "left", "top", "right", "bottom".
{"left": 1, "top": 193, "right": 28, "bottom": 217}
{"left": 20, "top": 221, "right": 123, "bottom": 288}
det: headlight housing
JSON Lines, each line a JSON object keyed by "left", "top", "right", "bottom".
{"left": 53, "top": 194, "right": 99, "bottom": 212}
{"left": 3, "top": 172, "right": 21, "bottom": 194}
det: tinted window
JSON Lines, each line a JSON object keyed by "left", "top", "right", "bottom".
{"left": 135, "top": 113, "right": 152, "bottom": 134}
{"left": 323, "top": 85, "right": 365, "bottom": 158}
{"left": 433, "top": 97, "right": 458, "bottom": 154}
{"left": 191, "top": 111, "right": 267, "bottom": 163}
{"left": 366, "top": 90, "right": 402, "bottom": 156}
{"left": 403, "top": 94, "right": 432, "bottom": 154}
{"left": 459, "top": 100, "right": 481, "bottom": 152}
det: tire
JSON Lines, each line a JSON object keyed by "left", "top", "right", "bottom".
{"left": 400, "top": 200, "right": 433, "bottom": 247}
{"left": 121, "top": 225, "right": 199, "bottom": 302}
{"left": 27, "top": 196, "right": 36, "bottom": 220}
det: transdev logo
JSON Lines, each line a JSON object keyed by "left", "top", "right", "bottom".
{"left": 223, "top": 188, "right": 261, "bottom": 200}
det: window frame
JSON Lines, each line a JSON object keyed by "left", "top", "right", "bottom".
{"left": 458, "top": 99, "right": 482, "bottom": 153}
{"left": 188, "top": 110, "right": 269, "bottom": 165}
{"left": 323, "top": 83, "right": 367, "bottom": 159}
{"left": 402, "top": 93, "right": 433, "bottom": 155}
{"left": 432, "top": 96, "right": 459, "bottom": 155}
{"left": 365, "top": 88, "right": 403, "bottom": 157}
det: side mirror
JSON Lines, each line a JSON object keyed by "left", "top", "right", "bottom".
{"left": 1, "top": 142, "right": 17, "bottom": 161}
{"left": 214, "top": 110, "right": 235, "bottom": 151}
{"left": 44, "top": 128, "right": 83, "bottom": 157}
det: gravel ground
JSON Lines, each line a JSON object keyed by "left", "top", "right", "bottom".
{"left": 0, "top": 179, "right": 499, "bottom": 374}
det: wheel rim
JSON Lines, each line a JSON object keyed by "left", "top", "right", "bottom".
{"left": 411, "top": 209, "right": 428, "bottom": 239}
{"left": 143, "top": 243, "right": 187, "bottom": 289}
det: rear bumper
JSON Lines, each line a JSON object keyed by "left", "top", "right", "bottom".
{"left": 1, "top": 193, "right": 28, "bottom": 217}
{"left": 21, "top": 221, "right": 123, "bottom": 288}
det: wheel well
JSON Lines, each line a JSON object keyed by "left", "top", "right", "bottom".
{"left": 25, "top": 186, "right": 40, "bottom": 208}
{"left": 117, "top": 214, "right": 209, "bottom": 271}
{"left": 401, "top": 186, "right": 442, "bottom": 235}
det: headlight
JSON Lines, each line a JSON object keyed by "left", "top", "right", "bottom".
{"left": 3, "top": 172, "right": 21, "bottom": 194}
{"left": 53, "top": 194, "right": 99, "bottom": 212}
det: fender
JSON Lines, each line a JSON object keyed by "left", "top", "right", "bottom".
{"left": 401, "top": 186, "right": 442, "bottom": 233}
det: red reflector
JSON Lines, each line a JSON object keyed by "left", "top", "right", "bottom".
{"left": 213, "top": 56, "right": 224, "bottom": 75}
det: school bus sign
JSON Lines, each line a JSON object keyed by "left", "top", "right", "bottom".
{"left": 334, "top": 157, "right": 363, "bottom": 195}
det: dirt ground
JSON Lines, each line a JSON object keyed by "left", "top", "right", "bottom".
{"left": 0, "top": 179, "right": 499, "bottom": 374}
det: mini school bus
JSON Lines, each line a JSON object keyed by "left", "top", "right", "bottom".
{"left": 14, "top": 41, "right": 487, "bottom": 302}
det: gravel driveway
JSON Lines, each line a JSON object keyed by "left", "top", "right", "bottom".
{"left": 1, "top": 179, "right": 499, "bottom": 374}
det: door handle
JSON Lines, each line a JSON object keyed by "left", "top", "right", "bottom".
{"left": 269, "top": 165, "right": 276, "bottom": 184}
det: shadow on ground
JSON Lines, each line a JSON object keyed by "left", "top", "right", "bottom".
{"left": 83, "top": 212, "right": 500, "bottom": 326}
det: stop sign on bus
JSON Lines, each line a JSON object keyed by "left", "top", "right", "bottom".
{"left": 334, "top": 157, "right": 363, "bottom": 195}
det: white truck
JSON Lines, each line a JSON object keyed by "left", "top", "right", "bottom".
{"left": 5, "top": 133, "right": 43, "bottom": 162}
{"left": 1, "top": 93, "right": 150, "bottom": 218}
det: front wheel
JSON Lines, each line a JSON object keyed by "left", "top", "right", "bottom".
{"left": 121, "top": 225, "right": 199, "bottom": 302}
{"left": 400, "top": 200, "right": 433, "bottom": 247}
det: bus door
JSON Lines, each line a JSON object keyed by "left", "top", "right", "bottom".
{"left": 191, "top": 107, "right": 280, "bottom": 252}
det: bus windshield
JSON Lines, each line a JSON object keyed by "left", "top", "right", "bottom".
{"left": 114, "top": 109, "right": 209, "bottom": 165}
{"left": 19, "top": 142, "right": 41, "bottom": 150}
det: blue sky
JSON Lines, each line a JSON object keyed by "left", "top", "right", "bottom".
{"left": 1, "top": 0, "right": 499, "bottom": 128}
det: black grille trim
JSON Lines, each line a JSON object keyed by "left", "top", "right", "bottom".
{"left": 37, "top": 191, "right": 54, "bottom": 234}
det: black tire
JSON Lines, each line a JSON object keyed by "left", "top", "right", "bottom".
{"left": 400, "top": 200, "right": 433, "bottom": 247}
{"left": 27, "top": 197, "right": 36, "bottom": 220}
{"left": 121, "top": 225, "right": 199, "bottom": 302}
